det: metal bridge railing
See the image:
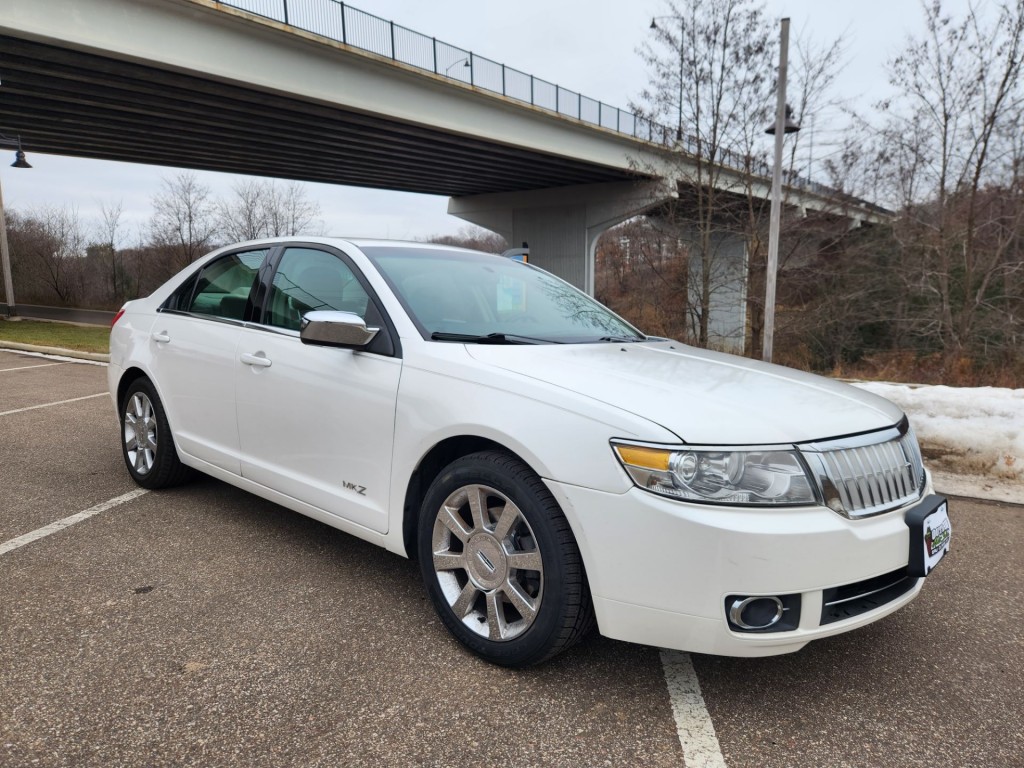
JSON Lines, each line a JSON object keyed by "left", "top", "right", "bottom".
{"left": 216, "top": 0, "right": 856, "bottom": 204}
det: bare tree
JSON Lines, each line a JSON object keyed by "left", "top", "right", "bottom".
{"left": 632, "top": 0, "right": 850, "bottom": 355}
{"left": 97, "top": 199, "right": 125, "bottom": 302}
{"left": 426, "top": 225, "right": 508, "bottom": 253}
{"left": 264, "top": 180, "right": 321, "bottom": 237}
{"left": 150, "top": 172, "right": 217, "bottom": 269}
{"left": 9, "top": 205, "right": 86, "bottom": 304}
{"left": 876, "top": 0, "right": 1024, "bottom": 364}
{"left": 786, "top": 33, "right": 849, "bottom": 184}
{"left": 218, "top": 179, "right": 322, "bottom": 240}
{"left": 217, "top": 180, "right": 267, "bottom": 242}
{"left": 595, "top": 218, "right": 691, "bottom": 339}
{"left": 633, "top": 0, "right": 776, "bottom": 349}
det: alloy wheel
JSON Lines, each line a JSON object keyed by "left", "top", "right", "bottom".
{"left": 430, "top": 483, "right": 544, "bottom": 641}
{"left": 123, "top": 392, "right": 158, "bottom": 476}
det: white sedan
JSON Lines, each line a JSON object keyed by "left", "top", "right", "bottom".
{"left": 108, "top": 238, "right": 951, "bottom": 666}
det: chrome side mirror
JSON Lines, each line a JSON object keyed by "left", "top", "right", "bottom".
{"left": 300, "top": 310, "right": 379, "bottom": 349}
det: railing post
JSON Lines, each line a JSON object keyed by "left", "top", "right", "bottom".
{"left": 468, "top": 53, "right": 474, "bottom": 85}
{"left": 432, "top": 37, "right": 437, "bottom": 73}
{"left": 556, "top": 86, "right": 559, "bottom": 114}
{"left": 389, "top": 20, "right": 395, "bottom": 58}
{"left": 599, "top": 102, "right": 603, "bottom": 127}
{"left": 502, "top": 65, "right": 506, "bottom": 95}
{"left": 530, "top": 75, "right": 534, "bottom": 105}
{"left": 340, "top": 2, "right": 346, "bottom": 43}
{"left": 282, "top": 0, "right": 288, "bottom": 25}
{"left": 577, "top": 92, "right": 581, "bottom": 119}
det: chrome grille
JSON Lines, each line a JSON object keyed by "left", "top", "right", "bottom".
{"left": 800, "top": 422, "right": 925, "bottom": 518}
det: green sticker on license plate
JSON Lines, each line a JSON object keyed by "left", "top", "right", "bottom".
{"left": 921, "top": 502, "right": 951, "bottom": 575}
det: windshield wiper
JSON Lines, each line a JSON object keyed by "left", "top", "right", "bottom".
{"left": 598, "top": 334, "right": 646, "bottom": 343}
{"left": 430, "top": 331, "right": 556, "bottom": 345}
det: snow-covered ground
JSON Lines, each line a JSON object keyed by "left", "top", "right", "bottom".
{"left": 853, "top": 382, "right": 1024, "bottom": 504}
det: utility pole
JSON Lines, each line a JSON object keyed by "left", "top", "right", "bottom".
{"left": 762, "top": 17, "right": 794, "bottom": 363}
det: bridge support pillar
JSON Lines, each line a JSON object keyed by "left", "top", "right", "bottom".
{"left": 448, "top": 181, "right": 675, "bottom": 295}
{"left": 683, "top": 228, "right": 749, "bottom": 355}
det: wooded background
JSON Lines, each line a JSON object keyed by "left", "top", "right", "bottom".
{"left": 3, "top": 0, "right": 1021, "bottom": 386}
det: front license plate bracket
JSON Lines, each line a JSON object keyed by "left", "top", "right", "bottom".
{"left": 905, "top": 494, "right": 951, "bottom": 577}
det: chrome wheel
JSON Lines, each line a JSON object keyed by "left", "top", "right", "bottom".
{"left": 431, "top": 483, "right": 544, "bottom": 641}
{"left": 123, "top": 392, "right": 158, "bottom": 476}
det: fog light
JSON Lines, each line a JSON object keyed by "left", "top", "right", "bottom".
{"left": 729, "top": 596, "right": 783, "bottom": 629}
{"left": 725, "top": 593, "right": 801, "bottom": 633}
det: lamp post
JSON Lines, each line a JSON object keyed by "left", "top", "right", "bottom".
{"left": 0, "top": 133, "right": 32, "bottom": 319}
{"left": 444, "top": 57, "right": 471, "bottom": 76}
{"left": 650, "top": 16, "right": 685, "bottom": 141}
{"left": 761, "top": 18, "right": 799, "bottom": 363}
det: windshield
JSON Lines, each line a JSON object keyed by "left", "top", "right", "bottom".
{"left": 361, "top": 246, "right": 644, "bottom": 344}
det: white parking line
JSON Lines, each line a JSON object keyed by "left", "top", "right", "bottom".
{"left": 661, "top": 650, "right": 727, "bottom": 767}
{"left": 3, "top": 349, "right": 107, "bottom": 367}
{"left": 0, "top": 362, "right": 67, "bottom": 373}
{"left": 0, "top": 392, "right": 108, "bottom": 417}
{"left": 0, "top": 489, "right": 149, "bottom": 557}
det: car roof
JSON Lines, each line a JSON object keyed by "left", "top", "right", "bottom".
{"left": 224, "top": 236, "right": 493, "bottom": 256}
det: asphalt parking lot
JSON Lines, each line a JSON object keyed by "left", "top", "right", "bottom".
{"left": 1, "top": 348, "right": 1022, "bottom": 768}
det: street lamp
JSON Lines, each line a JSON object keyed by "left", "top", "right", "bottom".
{"left": 444, "top": 57, "right": 471, "bottom": 76}
{"left": 0, "top": 132, "right": 32, "bottom": 318}
{"left": 761, "top": 18, "right": 800, "bottom": 363}
{"left": 650, "top": 16, "right": 684, "bottom": 141}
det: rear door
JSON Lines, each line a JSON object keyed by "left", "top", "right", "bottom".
{"left": 149, "top": 248, "right": 268, "bottom": 475}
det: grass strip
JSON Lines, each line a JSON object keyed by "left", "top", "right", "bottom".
{"left": 0, "top": 319, "right": 110, "bottom": 354}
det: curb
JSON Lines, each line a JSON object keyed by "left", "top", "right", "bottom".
{"left": 0, "top": 340, "right": 110, "bottom": 363}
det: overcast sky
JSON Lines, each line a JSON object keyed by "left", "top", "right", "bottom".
{"left": 1, "top": 0, "right": 931, "bottom": 245}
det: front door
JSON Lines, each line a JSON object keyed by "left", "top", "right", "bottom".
{"left": 235, "top": 246, "right": 401, "bottom": 534}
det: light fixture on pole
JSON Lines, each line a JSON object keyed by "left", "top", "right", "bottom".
{"left": 650, "top": 16, "right": 685, "bottom": 141}
{"left": 444, "top": 57, "right": 471, "bottom": 76}
{"left": 761, "top": 18, "right": 799, "bottom": 363}
{"left": 0, "top": 132, "right": 32, "bottom": 318}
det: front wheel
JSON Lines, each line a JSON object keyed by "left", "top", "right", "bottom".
{"left": 120, "top": 378, "right": 193, "bottom": 489}
{"left": 418, "top": 451, "right": 594, "bottom": 667}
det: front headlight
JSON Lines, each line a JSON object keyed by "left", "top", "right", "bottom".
{"left": 612, "top": 442, "right": 818, "bottom": 506}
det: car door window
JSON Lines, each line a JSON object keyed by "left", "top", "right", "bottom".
{"left": 186, "top": 249, "right": 266, "bottom": 320}
{"left": 265, "top": 247, "right": 370, "bottom": 331}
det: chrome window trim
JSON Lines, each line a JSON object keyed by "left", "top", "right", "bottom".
{"left": 240, "top": 320, "right": 300, "bottom": 338}
{"left": 156, "top": 308, "right": 247, "bottom": 327}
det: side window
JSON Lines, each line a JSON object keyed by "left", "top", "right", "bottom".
{"left": 265, "top": 248, "right": 370, "bottom": 331}
{"left": 187, "top": 249, "right": 267, "bottom": 320}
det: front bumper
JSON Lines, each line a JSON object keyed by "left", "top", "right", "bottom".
{"left": 545, "top": 475, "right": 936, "bottom": 657}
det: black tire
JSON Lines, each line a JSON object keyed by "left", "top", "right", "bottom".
{"left": 417, "top": 450, "right": 594, "bottom": 667}
{"left": 120, "top": 378, "right": 193, "bottom": 489}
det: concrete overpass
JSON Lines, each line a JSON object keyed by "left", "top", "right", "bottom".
{"left": 0, "top": 0, "right": 886, "bottom": 335}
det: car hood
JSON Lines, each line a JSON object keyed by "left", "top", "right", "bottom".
{"left": 465, "top": 341, "right": 903, "bottom": 444}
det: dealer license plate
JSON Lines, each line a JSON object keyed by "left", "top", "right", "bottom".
{"left": 905, "top": 495, "right": 951, "bottom": 577}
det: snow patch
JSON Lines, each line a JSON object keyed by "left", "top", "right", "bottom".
{"left": 852, "top": 382, "right": 1023, "bottom": 502}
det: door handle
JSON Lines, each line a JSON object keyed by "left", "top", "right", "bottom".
{"left": 240, "top": 352, "right": 273, "bottom": 368}
{"left": 152, "top": 331, "right": 171, "bottom": 343}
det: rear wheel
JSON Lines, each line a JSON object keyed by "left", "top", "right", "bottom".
{"left": 418, "top": 450, "right": 593, "bottom": 667}
{"left": 120, "top": 378, "right": 193, "bottom": 489}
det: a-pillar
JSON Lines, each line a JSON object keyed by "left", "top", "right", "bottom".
{"left": 448, "top": 181, "right": 675, "bottom": 295}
